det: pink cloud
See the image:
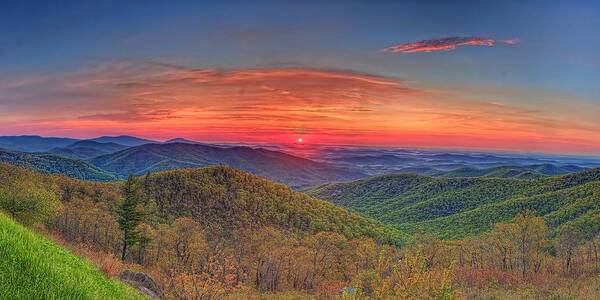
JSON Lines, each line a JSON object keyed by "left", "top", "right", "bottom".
{"left": 2, "top": 60, "right": 600, "bottom": 154}
{"left": 382, "top": 37, "right": 519, "bottom": 53}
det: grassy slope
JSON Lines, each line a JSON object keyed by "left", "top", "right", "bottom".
{"left": 0, "top": 213, "right": 144, "bottom": 299}
{"left": 308, "top": 169, "right": 600, "bottom": 239}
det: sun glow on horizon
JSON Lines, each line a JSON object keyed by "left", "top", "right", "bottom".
{"left": 1, "top": 61, "right": 600, "bottom": 155}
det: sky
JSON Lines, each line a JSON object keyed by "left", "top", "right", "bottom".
{"left": 0, "top": 0, "right": 599, "bottom": 154}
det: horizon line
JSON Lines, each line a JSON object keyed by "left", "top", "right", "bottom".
{"left": 2, "top": 133, "right": 600, "bottom": 159}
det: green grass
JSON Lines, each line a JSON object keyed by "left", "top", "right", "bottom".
{"left": 0, "top": 213, "right": 145, "bottom": 300}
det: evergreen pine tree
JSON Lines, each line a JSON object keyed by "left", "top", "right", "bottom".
{"left": 118, "top": 175, "right": 143, "bottom": 260}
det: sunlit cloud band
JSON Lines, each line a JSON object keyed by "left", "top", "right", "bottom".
{"left": 382, "top": 36, "right": 519, "bottom": 53}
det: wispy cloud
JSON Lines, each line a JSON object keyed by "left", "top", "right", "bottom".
{"left": 382, "top": 37, "right": 519, "bottom": 53}
{"left": 1, "top": 59, "right": 599, "bottom": 153}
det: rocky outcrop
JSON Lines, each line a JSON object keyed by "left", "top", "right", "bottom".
{"left": 119, "top": 270, "right": 162, "bottom": 299}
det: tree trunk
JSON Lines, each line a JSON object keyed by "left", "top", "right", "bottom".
{"left": 121, "top": 240, "right": 128, "bottom": 261}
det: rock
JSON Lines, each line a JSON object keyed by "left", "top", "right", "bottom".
{"left": 119, "top": 270, "right": 162, "bottom": 299}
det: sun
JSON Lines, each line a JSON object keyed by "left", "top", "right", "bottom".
{"left": 297, "top": 138, "right": 303, "bottom": 143}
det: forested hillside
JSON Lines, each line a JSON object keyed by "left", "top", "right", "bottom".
{"left": 0, "top": 162, "right": 406, "bottom": 298}
{"left": 0, "top": 162, "right": 401, "bottom": 243}
{"left": 308, "top": 169, "right": 600, "bottom": 239}
{"left": 439, "top": 164, "right": 586, "bottom": 179}
{"left": 0, "top": 149, "right": 116, "bottom": 181}
{"left": 1, "top": 162, "right": 599, "bottom": 298}
{"left": 139, "top": 167, "right": 402, "bottom": 242}
{"left": 90, "top": 142, "right": 365, "bottom": 189}
{"left": 49, "top": 140, "right": 130, "bottom": 159}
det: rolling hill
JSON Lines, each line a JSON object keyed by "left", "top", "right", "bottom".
{"left": 49, "top": 140, "right": 130, "bottom": 159}
{"left": 0, "top": 212, "right": 144, "bottom": 299}
{"left": 164, "top": 137, "right": 201, "bottom": 144}
{"left": 90, "top": 143, "right": 365, "bottom": 189}
{"left": 138, "top": 166, "right": 404, "bottom": 243}
{"left": 88, "top": 135, "right": 157, "bottom": 146}
{"left": 0, "top": 135, "right": 79, "bottom": 152}
{"left": 0, "top": 149, "right": 116, "bottom": 181}
{"left": 307, "top": 169, "right": 600, "bottom": 239}
{"left": 438, "top": 164, "right": 587, "bottom": 179}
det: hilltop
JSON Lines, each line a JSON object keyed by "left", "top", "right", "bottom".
{"left": 164, "top": 137, "right": 200, "bottom": 144}
{"left": 88, "top": 135, "right": 157, "bottom": 146}
{"left": 139, "top": 166, "right": 403, "bottom": 242}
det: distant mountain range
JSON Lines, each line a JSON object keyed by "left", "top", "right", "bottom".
{"left": 0, "top": 135, "right": 79, "bottom": 152}
{"left": 1, "top": 135, "right": 599, "bottom": 189}
{"left": 0, "top": 135, "right": 365, "bottom": 189}
{"left": 49, "top": 140, "right": 130, "bottom": 159}
{"left": 87, "top": 135, "right": 158, "bottom": 146}
{"left": 88, "top": 143, "right": 365, "bottom": 189}
{"left": 318, "top": 146, "right": 600, "bottom": 176}
{"left": 0, "top": 135, "right": 156, "bottom": 152}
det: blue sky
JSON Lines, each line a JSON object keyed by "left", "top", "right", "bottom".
{"left": 0, "top": 1, "right": 599, "bottom": 153}
{"left": 2, "top": 1, "right": 598, "bottom": 97}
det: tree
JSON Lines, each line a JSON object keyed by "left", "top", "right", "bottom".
{"left": 171, "top": 217, "right": 207, "bottom": 268}
{"left": 556, "top": 225, "right": 582, "bottom": 275}
{"left": 590, "top": 232, "right": 600, "bottom": 273}
{"left": 488, "top": 222, "right": 517, "bottom": 272}
{"left": 495, "top": 213, "right": 547, "bottom": 277}
{"left": 0, "top": 177, "right": 61, "bottom": 226}
{"left": 117, "top": 176, "right": 144, "bottom": 260}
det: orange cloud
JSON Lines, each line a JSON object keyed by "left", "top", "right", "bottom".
{"left": 382, "top": 37, "right": 519, "bottom": 53}
{"left": 0, "top": 59, "right": 599, "bottom": 154}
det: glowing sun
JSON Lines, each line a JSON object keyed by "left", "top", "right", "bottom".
{"left": 297, "top": 138, "right": 303, "bottom": 143}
